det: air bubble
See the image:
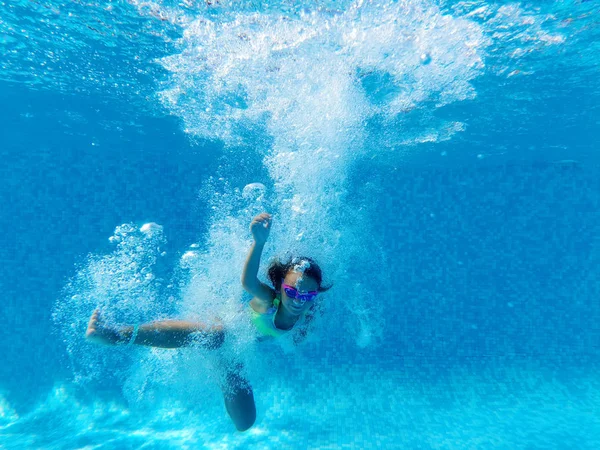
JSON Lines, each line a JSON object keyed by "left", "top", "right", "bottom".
{"left": 140, "top": 222, "right": 163, "bottom": 238}
{"left": 242, "top": 182, "right": 266, "bottom": 202}
{"left": 180, "top": 250, "right": 200, "bottom": 269}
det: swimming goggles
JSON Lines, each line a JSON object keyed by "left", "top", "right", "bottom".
{"left": 281, "top": 283, "right": 318, "bottom": 303}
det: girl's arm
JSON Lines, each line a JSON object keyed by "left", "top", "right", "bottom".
{"left": 241, "top": 213, "right": 276, "bottom": 302}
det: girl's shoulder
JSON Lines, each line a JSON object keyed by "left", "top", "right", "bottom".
{"left": 249, "top": 295, "right": 277, "bottom": 314}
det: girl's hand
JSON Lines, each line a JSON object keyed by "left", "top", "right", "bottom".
{"left": 250, "top": 213, "right": 272, "bottom": 245}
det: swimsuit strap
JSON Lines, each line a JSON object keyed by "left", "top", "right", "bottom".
{"left": 267, "top": 294, "right": 280, "bottom": 315}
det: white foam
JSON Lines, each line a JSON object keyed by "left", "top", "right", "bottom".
{"left": 0, "top": 394, "right": 18, "bottom": 424}
{"left": 140, "top": 222, "right": 163, "bottom": 236}
{"left": 292, "top": 258, "right": 311, "bottom": 273}
{"left": 242, "top": 182, "right": 266, "bottom": 202}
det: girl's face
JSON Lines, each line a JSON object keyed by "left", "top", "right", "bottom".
{"left": 280, "top": 270, "right": 319, "bottom": 316}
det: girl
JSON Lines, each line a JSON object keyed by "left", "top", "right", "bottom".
{"left": 242, "top": 213, "right": 329, "bottom": 342}
{"left": 85, "top": 212, "right": 330, "bottom": 431}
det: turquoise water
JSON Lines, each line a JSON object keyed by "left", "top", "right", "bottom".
{"left": 2, "top": 0, "right": 600, "bottom": 448}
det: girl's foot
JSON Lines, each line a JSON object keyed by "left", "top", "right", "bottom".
{"left": 86, "top": 309, "right": 123, "bottom": 345}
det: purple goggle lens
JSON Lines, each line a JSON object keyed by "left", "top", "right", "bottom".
{"left": 282, "top": 284, "right": 318, "bottom": 302}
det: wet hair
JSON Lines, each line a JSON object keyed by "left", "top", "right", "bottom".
{"left": 267, "top": 256, "right": 332, "bottom": 293}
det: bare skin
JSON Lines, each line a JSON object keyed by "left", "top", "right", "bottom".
{"left": 249, "top": 270, "right": 317, "bottom": 333}
{"left": 85, "top": 212, "right": 320, "bottom": 432}
{"left": 85, "top": 309, "right": 253, "bottom": 431}
{"left": 86, "top": 309, "right": 123, "bottom": 345}
{"left": 242, "top": 213, "right": 317, "bottom": 332}
{"left": 86, "top": 309, "right": 224, "bottom": 349}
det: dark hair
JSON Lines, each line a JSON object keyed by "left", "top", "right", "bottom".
{"left": 267, "top": 256, "right": 331, "bottom": 293}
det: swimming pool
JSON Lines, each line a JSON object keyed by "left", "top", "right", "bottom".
{"left": 2, "top": 0, "right": 599, "bottom": 448}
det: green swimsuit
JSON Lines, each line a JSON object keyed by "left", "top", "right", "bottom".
{"left": 250, "top": 296, "right": 296, "bottom": 338}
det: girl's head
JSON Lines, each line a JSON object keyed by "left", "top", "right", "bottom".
{"left": 267, "top": 256, "right": 331, "bottom": 316}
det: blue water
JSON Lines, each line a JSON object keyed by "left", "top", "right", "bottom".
{"left": 2, "top": 0, "right": 600, "bottom": 448}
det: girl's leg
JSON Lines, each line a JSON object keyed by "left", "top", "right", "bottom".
{"left": 86, "top": 309, "right": 224, "bottom": 349}
{"left": 220, "top": 363, "right": 257, "bottom": 432}
{"left": 86, "top": 309, "right": 255, "bottom": 430}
